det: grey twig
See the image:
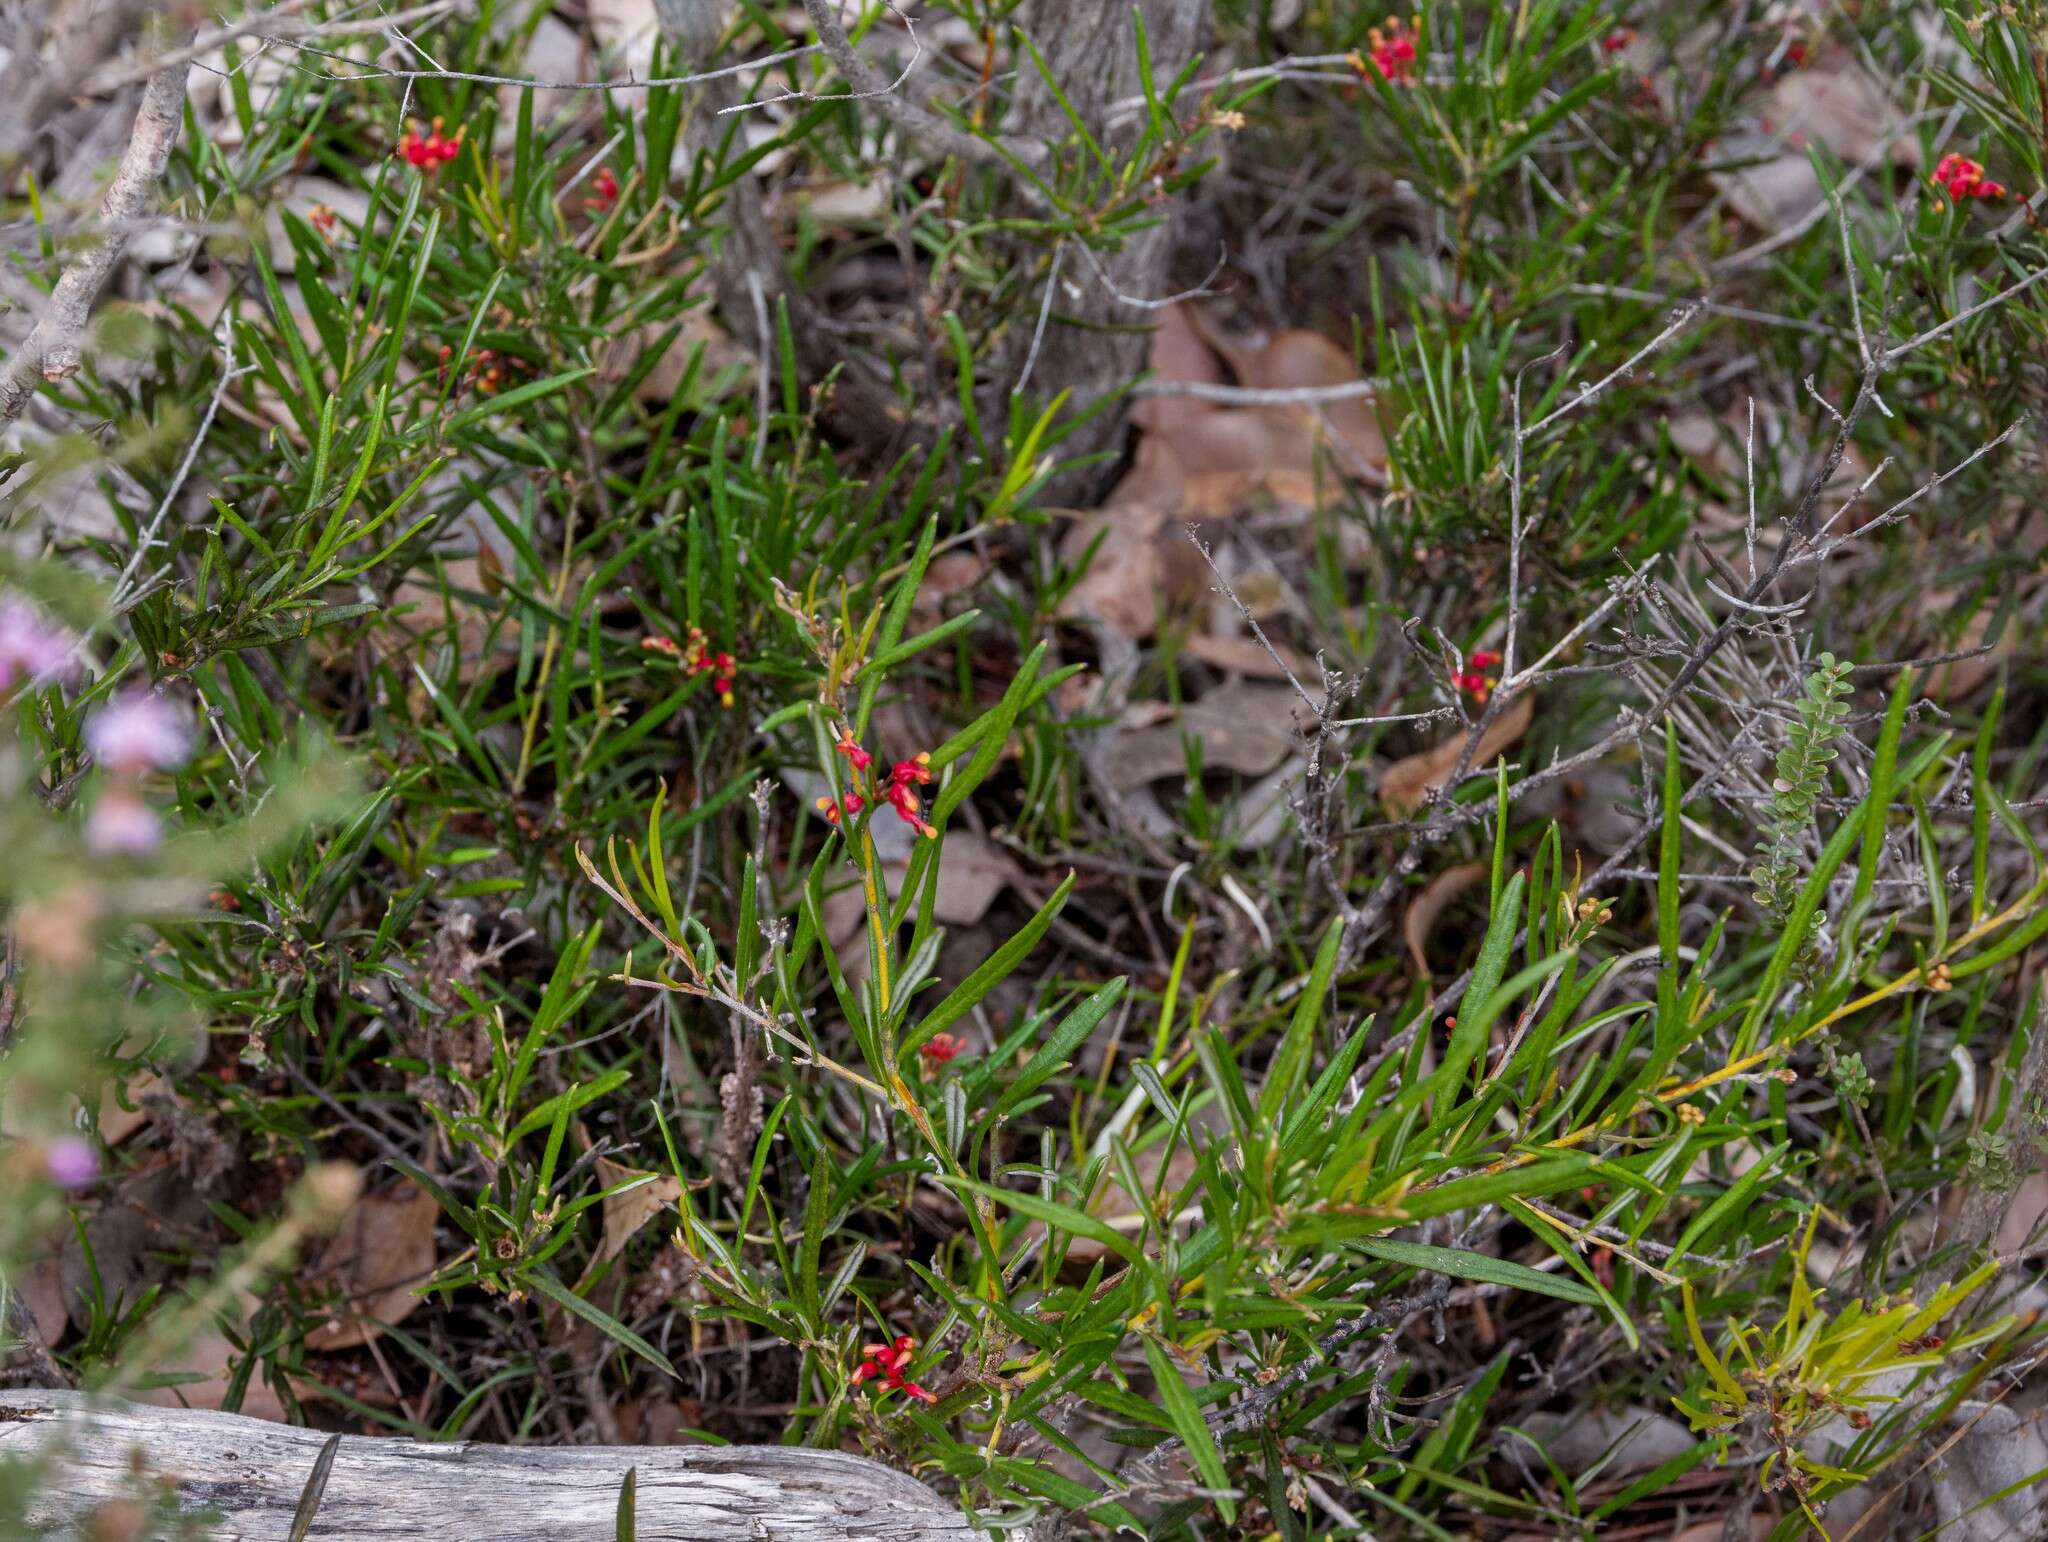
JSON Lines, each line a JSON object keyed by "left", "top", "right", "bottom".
{"left": 792, "top": 0, "right": 1045, "bottom": 174}
{"left": 0, "top": 64, "right": 189, "bottom": 426}
{"left": 112, "top": 322, "right": 249, "bottom": 608}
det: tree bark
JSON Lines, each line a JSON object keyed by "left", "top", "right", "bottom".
{"left": 0, "top": 1390, "right": 982, "bottom": 1539}
{"left": 992, "top": 0, "right": 1211, "bottom": 482}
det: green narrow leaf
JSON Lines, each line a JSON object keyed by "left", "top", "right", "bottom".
{"left": 992, "top": 978, "right": 1127, "bottom": 1120}
{"left": 527, "top": 1270, "right": 677, "bottom": 1377}
{"left": 615, "top": 1467, "right": 637, "bottom": 1542}
{"left": 1258, "top": 916, "right": 1345, "bottom": 1133}
{"left": 1850, "top": 668, "right": 1912, "bottom": 916}
{"left": 1656, "top": 716, "right": 1681, "bottom": 1043}
{"left": 287, "top": 1432, "right": 343, "bottom": 1542}
{"left": 906, "top": 872, "right": 1073, "bottom": 1053}
{"left": 1357, "top": 1237, "right": 1600, "bottom": 1305}
{"left": 1143, "top": 1338, "right": 1234, "bottom": 1521}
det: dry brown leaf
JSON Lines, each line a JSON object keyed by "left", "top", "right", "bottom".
{"left": 1380, "top": 696, "right": 1535, "bottom": 816}
{"left": 1186, "top": 316, "right": 1389, "bottom": 486}
{"left": 131, "top": 1287, "right": 287, "bottom": 1420}
{"left": 1921, "top": 606, "right": 2010, "bottom": 704}
{"left": 1129, "top": 303, "right": 1226, "bottom": 441}
{"left": 1404, "top": 862, "right": 1488, "bottom": 981}
{"left": 930, "top": 832, "right": 1024, "bottom": 927}
{"left": 800, "top": 178, "right": 888, "bottom": 224}
{"left": 1714, "top": 56, "right": 1916, "bottom": 232}
{"left": 1994, "top": 1173, "right": 2048, "bottom": 1258}
{"left": 1230, "top": 328, "right": 1389, "bottom": 485}
{"left": 1107, "top": 680, "right": 1303, "bottom": 789}
{"left": 915, "top": 550, "right": 988, "bottom": 616}
{"left": 1179, "top": 631, "right": 1316, "bottom": 682}
{"left": 1062, "top": 436, "right": 1217, "bottom": 639}
{"left": 1060, "top": 503, "right": 1170, "bottom": 639}
{"left": 822, "top": 832, "right": 1025, "bottom": 982}
{"left": 133, "top": 1328, "right": 288, "bottom": 1420}
{"left": 1054, "top": 1142, "right": 1202, "bottom": 1272}
{"left": 18, "top": 1255, "right": 67, "bottom": 1350}
{"left": 601, "top": 309, "right": 751, "bottom": 408}
{"left": 302, "top": 1181, "right": 440, "bottom": 1351}
{"left": 911, "top": 549, "right": 988, "bottom": 634}
{"left": 594, "top": 1158, "right": 682, "bottom": 1269}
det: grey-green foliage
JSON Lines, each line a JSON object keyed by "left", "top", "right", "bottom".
{"left": 1749, "top": 653, "right": 1855, "bottom": 937}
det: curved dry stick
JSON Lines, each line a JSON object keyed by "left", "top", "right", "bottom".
{"left": 0, "top": 63, "right": 188, "bottom": 426}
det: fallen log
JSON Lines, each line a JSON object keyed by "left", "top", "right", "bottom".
{"left": 0, "top": 1391, "right": 981, "bottom": 1539}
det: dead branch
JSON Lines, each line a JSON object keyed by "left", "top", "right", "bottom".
{"left": 0, "top": 1391, "right": 978, "bottom": 1539}
{"left": 0, "top": 64, "right": 189, "bottom": 427}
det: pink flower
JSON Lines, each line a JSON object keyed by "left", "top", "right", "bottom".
{"left": 0, "top": 598, "right": 75, "bottom": 692}
{"left": 43, "top": 1136, "right": 98, "bottom": 1190}
{"left": 86, "top": 785, "right": 163, "bottom": 854}
{"left": 851, "top": 1336, "right": 936, "bottom": 1402}
{"left": 86, "top": 692, "right": 190, "bottom": 773}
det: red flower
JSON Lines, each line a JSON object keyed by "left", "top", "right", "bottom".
{"left": 834, "top": 730, "right": 874, "bottom": 772}
{"left": 811, "top": 743, "right": 935, "bottom": 837}
{"left": 1356, "top": 14, "right": 1421, "bottom": 84}
{"left": 643, "top": 626, "right": 741, "bottom": 708}
{"left": 307, "top": 204, "right": 338, "bottom": 237}
{"left": 889, "top": 755, "right": 932, "bottom": 790}
{"left": 397, "top": 117, "right": 464, "bottom": 171}
{"left": 1602, "top": 27, "right": 1635, "bottom": 51}
{"left": 919, "top": 1032, "right": 967, "bottom": 1069}
{"left": 852, "top": 1336, "right": 936, "bottom": 1403}
{"left": 815, "top": 792, "right": 865, "bottom": 826}
{"left": 883, "top": 753, "right": 936, "bottom": 839}
{"left": 587, "top": 166, "right": 620, "bottom": 212}
{"left": 1455, "top": 649, "right": 1502, "bottom": 704}
{"left": 1932, "top": 153, "right": 2006, "bottom": 207}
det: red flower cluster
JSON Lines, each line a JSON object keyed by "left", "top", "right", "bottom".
{"left": 919, "top": 1032, "right": 967, "bottom": 1070}
{"left": 1454, "top": 649, "right": 1502, "bottom": 704}
{"left": 852, "top": 1336, "right": 935, "bottom": 1402}
{"left": 398, "top": 117, "right": 463, "bottom": 171}
{"left": 307, "top": 204, "right": 338, "bottom": 237}
{"left": 1601, "top": 27, "right": 1635, "bottom": 51}
{"left": 1932, "top": 153, "right": 2006, "bottom": 206}
{"left": 819, "top": 730, "right": 937, "bottom": 838}
{"left": 587, "top": 166, "right": 620, "bottom": 212}
{"left": 1354, "top": 14, "right": 1421, "bottom": 84}
{"left": 642, "top": 626, "right": 738, "bottom": 707}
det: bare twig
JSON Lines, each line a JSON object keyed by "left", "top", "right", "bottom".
{"left": 793, "top": 0, "right": 1044, "bottom": 172}
{"left": 111, "top": 322, "right": 249, "bottom": 608}
{"left": 0, "top": 65, "right": 189, "bottom": 426}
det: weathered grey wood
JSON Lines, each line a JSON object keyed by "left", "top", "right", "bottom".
{"left": 0, "top": 1391, "right": 981, "bottom": 1539}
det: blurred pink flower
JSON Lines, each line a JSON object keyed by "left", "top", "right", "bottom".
{"left": 87, "top": 691, "right": 191, "bottom": 773}
{"left": 44, "top": 1135, "right": 98, "bottom": 1189}
{"left": 86, "top": 786, "right": 163, "bottom": 854}
{"left": 0, "top": 598, "right": 75, "bottom": 691}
